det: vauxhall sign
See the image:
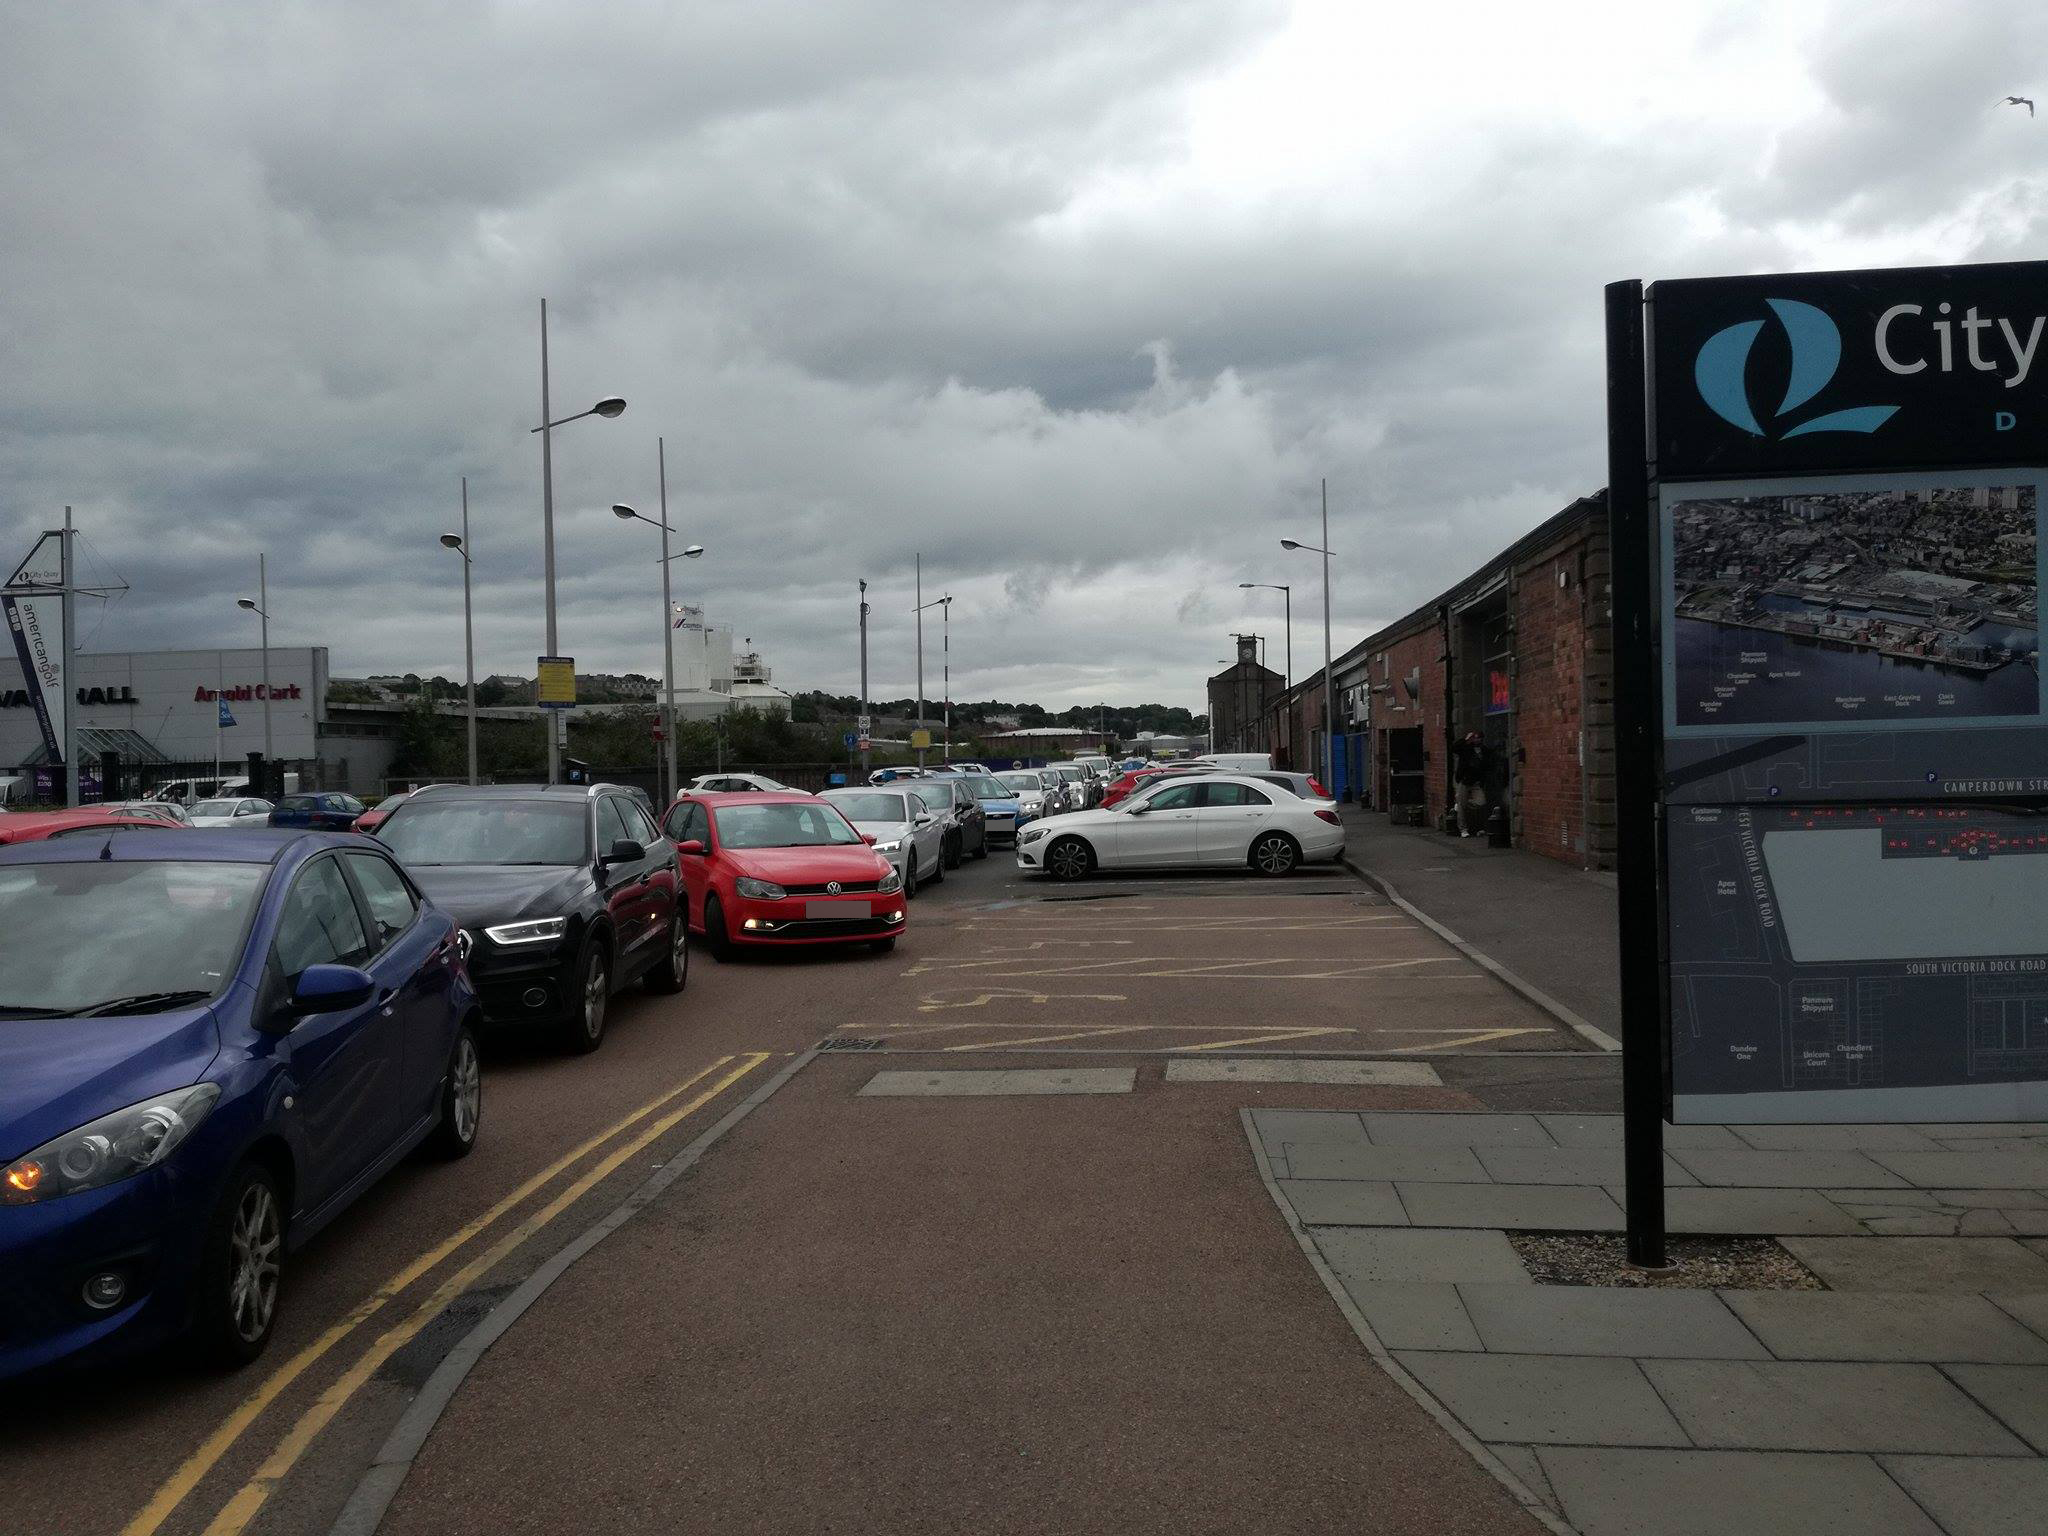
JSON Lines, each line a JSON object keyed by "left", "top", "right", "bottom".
{"left": 1650, "top": 259, "right": 2048, "bottom": 478}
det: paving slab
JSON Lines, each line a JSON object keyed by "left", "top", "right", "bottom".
{"left": 1655, "top": 1186, "right": 1869, "bottom": 1235}
{"left": 1248, "top": 1109, "right": 1369, "bottom": 1146}
{"left": 1730, "top": 1123, "right": 1944, "bottom": 1152}
{"left": 1396, "top": 1181, "right": 1626, "bottom": 1232}
{"left": 1171, "top": 1058, "right": 1443, "bottom": 1086}
{"left": 1872, "top": 1149, "right": 2048, "bottom": 1189}
{"left": 1457, "top": 1283, "right": 1769, "bottom": 1359}
{"left": 1276, "top": 1178, "right": 1408, "bottom": 1227}
{"left": 1313, "top": 1228, "right": 1533, "bottom": 1286}
{"left": 1475, "top": 1145, "right": 1698, "bottom": 1187}
{"left": 857, "top": 1068, "right": 1135, "bottom": 1096}
{"left": 1943, "top": 1364, "right": 2048, "bottom": 1455}
{"left": 1484, "top": 1445, "right": 1561, "bottom": 1515}
{"left": 1361, "top": 1111, "right": 1555, "bottom": 1147}
{"left": 1641, "top": 1359, "right": 2030, "bottom": 1454}
{"left": 1724, "top": 1291, "right": 2048, "bottom": 1364}
{"left": 1334, "top": 1281, "right": 1482, "bottom": 1351}
{"left": 1822, "top": 1188, "right": 1942, "bottom": 1207}
{"left": 1670, "top": 1146, "right": 1908, "bottom": 1189}
{"left": 1396, "top": 1352, "right": 1687, "bottom": 1446}
{"left": 1880, "top": 1454, "right": 2048, "bottom": 1536}
{"left": 1932, "top": 1189, "right": 2048, "bottom": 1210}
{"left": 1536, "top": 1447, "right": 1942, "bottom": 1536}
{"left": 1781, "top": 1236, "right": 2048, "bottom": 1294}
{"left": 1990, "top": 1292, "right": 2048, "bottom": 1342}
{"left": 1911, "top": 1124, "right": 2048, "bottom": 1140}
{"left": 1285, "top": 1143, "right": 1492, "bottom": 1182}
{"left": 1538, "top": 1113, "right": 1741, "bottom": 1150}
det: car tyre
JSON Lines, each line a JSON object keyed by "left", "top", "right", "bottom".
{"left": 194, "top": 1160, "right": 285, "bottom": 1368}
{"left": 1045, "top": 836, "right": 1094, "bottom": 882}
{"left": 645, "top": 909, "right": 689, "bottom": 993}
{"left": 970, "top": 831, "right": 988, "bottom": 860}
{"left": 943, "top": 833, "right": 961, "bottom": 870}
{"left": 928, "top": 849, "right": 945, "bottom": 885}
{"left": 902, "top": 858, "right": 918, "bottom": 900}
{"left": 428, "top": 1025, "right": 483, "bottom": 1159}
{"left": 705, "top": 895, "right": 735, "bottom": 961}
{"left": 564, "top": 937, "right": 611, "bottom": 1053}
{"left": 1249, "top": 831, "right": 1301, "bottom": 877}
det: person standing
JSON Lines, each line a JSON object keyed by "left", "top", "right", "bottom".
{"left": 1451, "top": 729, "right": 1492, "bottom": 838}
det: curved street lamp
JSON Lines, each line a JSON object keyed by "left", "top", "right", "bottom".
{"left": 1280, "top": 479, "right": 1336, "bottom": 795}
{"left": 234, "top": 555, "right": 273, "bottom": 762}
{"left": 441, "top": 480, "right": 478, "bottom": 784}
{"left": 613, "top": 440, "right": 706, "bottom": 803}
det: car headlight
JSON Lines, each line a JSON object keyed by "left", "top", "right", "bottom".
{"left": 735, "top": 877, "right": 787, "bottom": 900}
{"left": 873, "top": 839, "right": 903, "bottom": 852}
{"left": 484, "top": 916, "right": 569, "bottom": 945}
{"left": 3, "top": 1083, "right": 221, "bottom": 1204}
{"left": 1019, "top": 825, "right": 1049, "bottom": 845}
{"left": 877, "top": 869, "right": 903, "bottom": 894}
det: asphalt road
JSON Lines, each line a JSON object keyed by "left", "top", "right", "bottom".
{"left": 4, "top": 841, "right": 1613, "bottom": 1536}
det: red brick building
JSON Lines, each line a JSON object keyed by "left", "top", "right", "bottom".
{"left": 1267, "top": 493, "right": 1615, "bottom": 870}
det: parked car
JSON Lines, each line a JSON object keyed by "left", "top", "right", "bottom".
{"left": 0, "top": 810, "right": 182, "bottom": 845}
{"left": 95, "top": 801, "right": 194, "bottom": 826}
{"left": 187, "top": 797, "right": 274, "bottom": 829}
{"left": 1248, "top": 770, "right": 1334, "bottom": 802}
{"left": 375, "top": 784, "right": 685, "bottom": 1052}
{"left": 816, "top": 786, "right": 946, "bottom": 897}
{"left": 946, "top": 771, "right": 1029, "bottom": 846}
{"left": 268, "top": 793, "right": 367, "bottom": 832}
{"left": 993, "top": 770, "right": 1051, "bottom": 821}
{"left": 686, "top": 773, "right": 788, "bottom": 794}
{"left": 353, "top": 784, "right": 456, "bottom": 836}
{"left": 910, "top": 776, "right": 987, "bottom": 867}
{"left": 1100, "top": 762, "right": 1207, "bottom": 810}
{"left": 1014, "top": 773, "right": 1344, "bottom": 881}
{"left": 1189, "top": 752, "right": 1274, "bottom": 774}
{"left": 1119, "top": 757, "right": 1148, "bottom": 773}
{"left": 1047, "top": 764, "right": 1097, "bottom": 809}
{"left": 660, "top": 791, "right": 904, "bottom": 959}
{"left": 1072, "top": 754, "right": 1115, "bottom": 784}
{"left": 0, "top": 828, "right": 481, "bottom": 1379}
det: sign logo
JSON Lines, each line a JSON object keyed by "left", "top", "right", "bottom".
{"left": 1694, "top": 298, "right": 1899, "bottom": 441}
{"left": 825, "top": 881, "right": 842, "bottom": 895}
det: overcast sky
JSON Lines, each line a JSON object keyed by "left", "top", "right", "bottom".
{"left": 3, "top": 1, "right": 2041, "bottom": 711}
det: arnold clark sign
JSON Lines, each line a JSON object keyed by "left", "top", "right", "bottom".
{"left": 1642, "top": 259, "right": 2048, "bottom": 1123}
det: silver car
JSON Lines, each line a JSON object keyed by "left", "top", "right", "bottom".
{"left": 819, "top": 786, "right": 947, "bottom": 896}
{"left": 995, "top": 769, "right": 1049, "bottom": 821}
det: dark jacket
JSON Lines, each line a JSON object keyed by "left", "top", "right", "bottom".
{"left": 1451, "top": 739, "right": 1492, "bottom": 787}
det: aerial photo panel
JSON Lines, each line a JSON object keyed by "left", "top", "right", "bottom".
{"left": 1665, "top": 473, "right": 2044, "bottom": 733}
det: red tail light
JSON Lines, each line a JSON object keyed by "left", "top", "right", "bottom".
{"left": 1314, "top": 808, "right": 1341, "bottom": 825}
{"left": 1308, "top": 777, "right": 1330, "bottom": 798}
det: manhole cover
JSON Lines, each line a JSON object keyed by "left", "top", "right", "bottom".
{"left": 820, "top": 1037, "right": 885, "bottom": 1052}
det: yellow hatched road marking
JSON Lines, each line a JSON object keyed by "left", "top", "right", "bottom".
{"left": 1385, "top": 1027, "right": 1552, "bottom": 1052}
{"left": 196, "top": 1052, "right": 772, "bottom": 1536}
{"left": 1178, "top": 1027, "right": 1353, "bottom": 1051}
{"left": 945, "top": 1025, "right": 1149, "bottom": 1051}
{"left": 121, "top": 1053, "right": 758, "bottom": 1536}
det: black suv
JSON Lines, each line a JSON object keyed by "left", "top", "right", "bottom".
{"left": 374, "top": 783, "right": 685, "bottom": 1053}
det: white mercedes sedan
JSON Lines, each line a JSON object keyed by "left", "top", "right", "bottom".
{"left": 1014, "top": 773, "right": 1344, "bottom": 881}
{"left": 818, "top": 785, "right": 948, "bottom": 897}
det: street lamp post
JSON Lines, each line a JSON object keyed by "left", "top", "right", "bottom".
{"left": 439, "top": 482, "right": 478, "bottom": 786}
{"left": 1282, "top": 478, "right": 1336, "bottom": 795}
{"left": 531, "top": 298, "right": 626, "bottom": 784}
{"left": 858, "top": 580, "right": 871, "bottom": 777}
{"left": 1239, "top": 581, "right": 1292, "bottom": 762}
{"left": 235, "top": 553, "right": 273, "bottom": 775}
{"left": 915, "top": 589, "right": 951, "bottom": 765}
{"left": 613, "top": 486, "right": 702, "bottom": 808}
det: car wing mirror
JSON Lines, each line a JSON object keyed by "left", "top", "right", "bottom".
{"left": 914, "top": 813, "right": 934, "bottom": 827}
{"left": 676, "top": 838, "right": 707, "bottom": 856}
{"left": 288, "top": 964, "right": 376, "bottom": 1017}
{"left": 861, "top": 833, "right": 877, "bottom": 846}
{"left": 602, "top": 838, "right": 647, "bottom": 865}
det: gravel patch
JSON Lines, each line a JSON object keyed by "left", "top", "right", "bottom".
{"left": 1509, "top": 1233, "right": 1825, "bottom": 1290}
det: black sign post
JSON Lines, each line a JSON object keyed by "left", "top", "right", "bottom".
{"left": 1606, "top": 280, "right": 1668, "bottom": 1268}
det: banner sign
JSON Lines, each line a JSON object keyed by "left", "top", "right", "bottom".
{"left": 3, "top": 532, "right": 65, "bottom": 762}
{"left": 1637, "top": 259, "right": 2048, "bottom": 1124}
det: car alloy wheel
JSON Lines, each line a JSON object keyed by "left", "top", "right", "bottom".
{"left": 228, "top": 1180, "right": 282, "bottom": 1345}
{"left": 1252, "top": 833, "right": 1298, "bottom": 876}
{"left": 450, "top": 1033, "right": 481, "bottom": 1143}
{"left": 1046, "top": 837, "right": 1091, "bottom": 881}
{"left": 903, "top": 856, "right": 918, "bottom": 899}
{"left": 583, "top": 951, "right": 609, "bottom": 1038}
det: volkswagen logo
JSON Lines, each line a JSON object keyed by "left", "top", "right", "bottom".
{"left": 826, "top": 880, "right": 842, "bottom": 894}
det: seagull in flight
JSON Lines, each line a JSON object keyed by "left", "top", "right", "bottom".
{"left": 2002, "top": 95, "right": 2034, "bottom": 117}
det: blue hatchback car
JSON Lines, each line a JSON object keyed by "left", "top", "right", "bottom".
{"left": 0, "top": 829, "right": 481, "bottom": 1380}
{"left": 267, "top": 792, "right": 367, "bottom": 832}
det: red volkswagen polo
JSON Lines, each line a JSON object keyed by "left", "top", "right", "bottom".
{"left": 661, "top": 791, "right": 905, "bottom": 959}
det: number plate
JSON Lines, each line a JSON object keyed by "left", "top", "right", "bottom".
{"left": 806, "top": 900, "right": 855, "bottom": 920}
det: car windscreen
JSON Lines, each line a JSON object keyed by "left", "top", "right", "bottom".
{"left": 825, "top": 792, "right": 908, "bottom": 823}
{"left": 378, "top": 799, "right": 589, "bottom": 866}
{"left": 0, "top": 860, "right": 268, "bottom": 1016}
{"left": 962, "top": 777, "right": 1013, "bottom": 801}
{"left": 712, "top": 802, "right": 862, "bottom": 849}
{"left": 996, "top": 774, "right": 1038, "bottom": 793}
{"left": 192, "top": 800, "right": 241, "bottom": 815}
{"left": 912, "top": 786, "right": 953, "bottom": 815}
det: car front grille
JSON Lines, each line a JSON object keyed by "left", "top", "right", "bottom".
{"left": 781, "top": 880, "right": 882, "bottom": 896}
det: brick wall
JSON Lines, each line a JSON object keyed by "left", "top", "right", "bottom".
{"left": 1505, "top": 519, "right": 1613, "bottom": 869}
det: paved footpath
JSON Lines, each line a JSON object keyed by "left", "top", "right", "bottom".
{"left": 1253, "top": 1108, "right": 2048, "bottom": 1536}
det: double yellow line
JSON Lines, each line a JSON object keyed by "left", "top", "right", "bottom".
{"left": 124, "top": 1051, "right": 772, "bottom": 1536}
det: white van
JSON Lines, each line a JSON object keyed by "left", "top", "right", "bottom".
{"left": 1192, "top": 753, "right": 1274, "bottom": 774}
{"left": 0, "top": 775, "right": 31, "bottom": 808}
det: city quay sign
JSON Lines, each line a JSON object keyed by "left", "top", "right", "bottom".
{"left": 1652, "top": 259, "right": 2048, "bottom": 478}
